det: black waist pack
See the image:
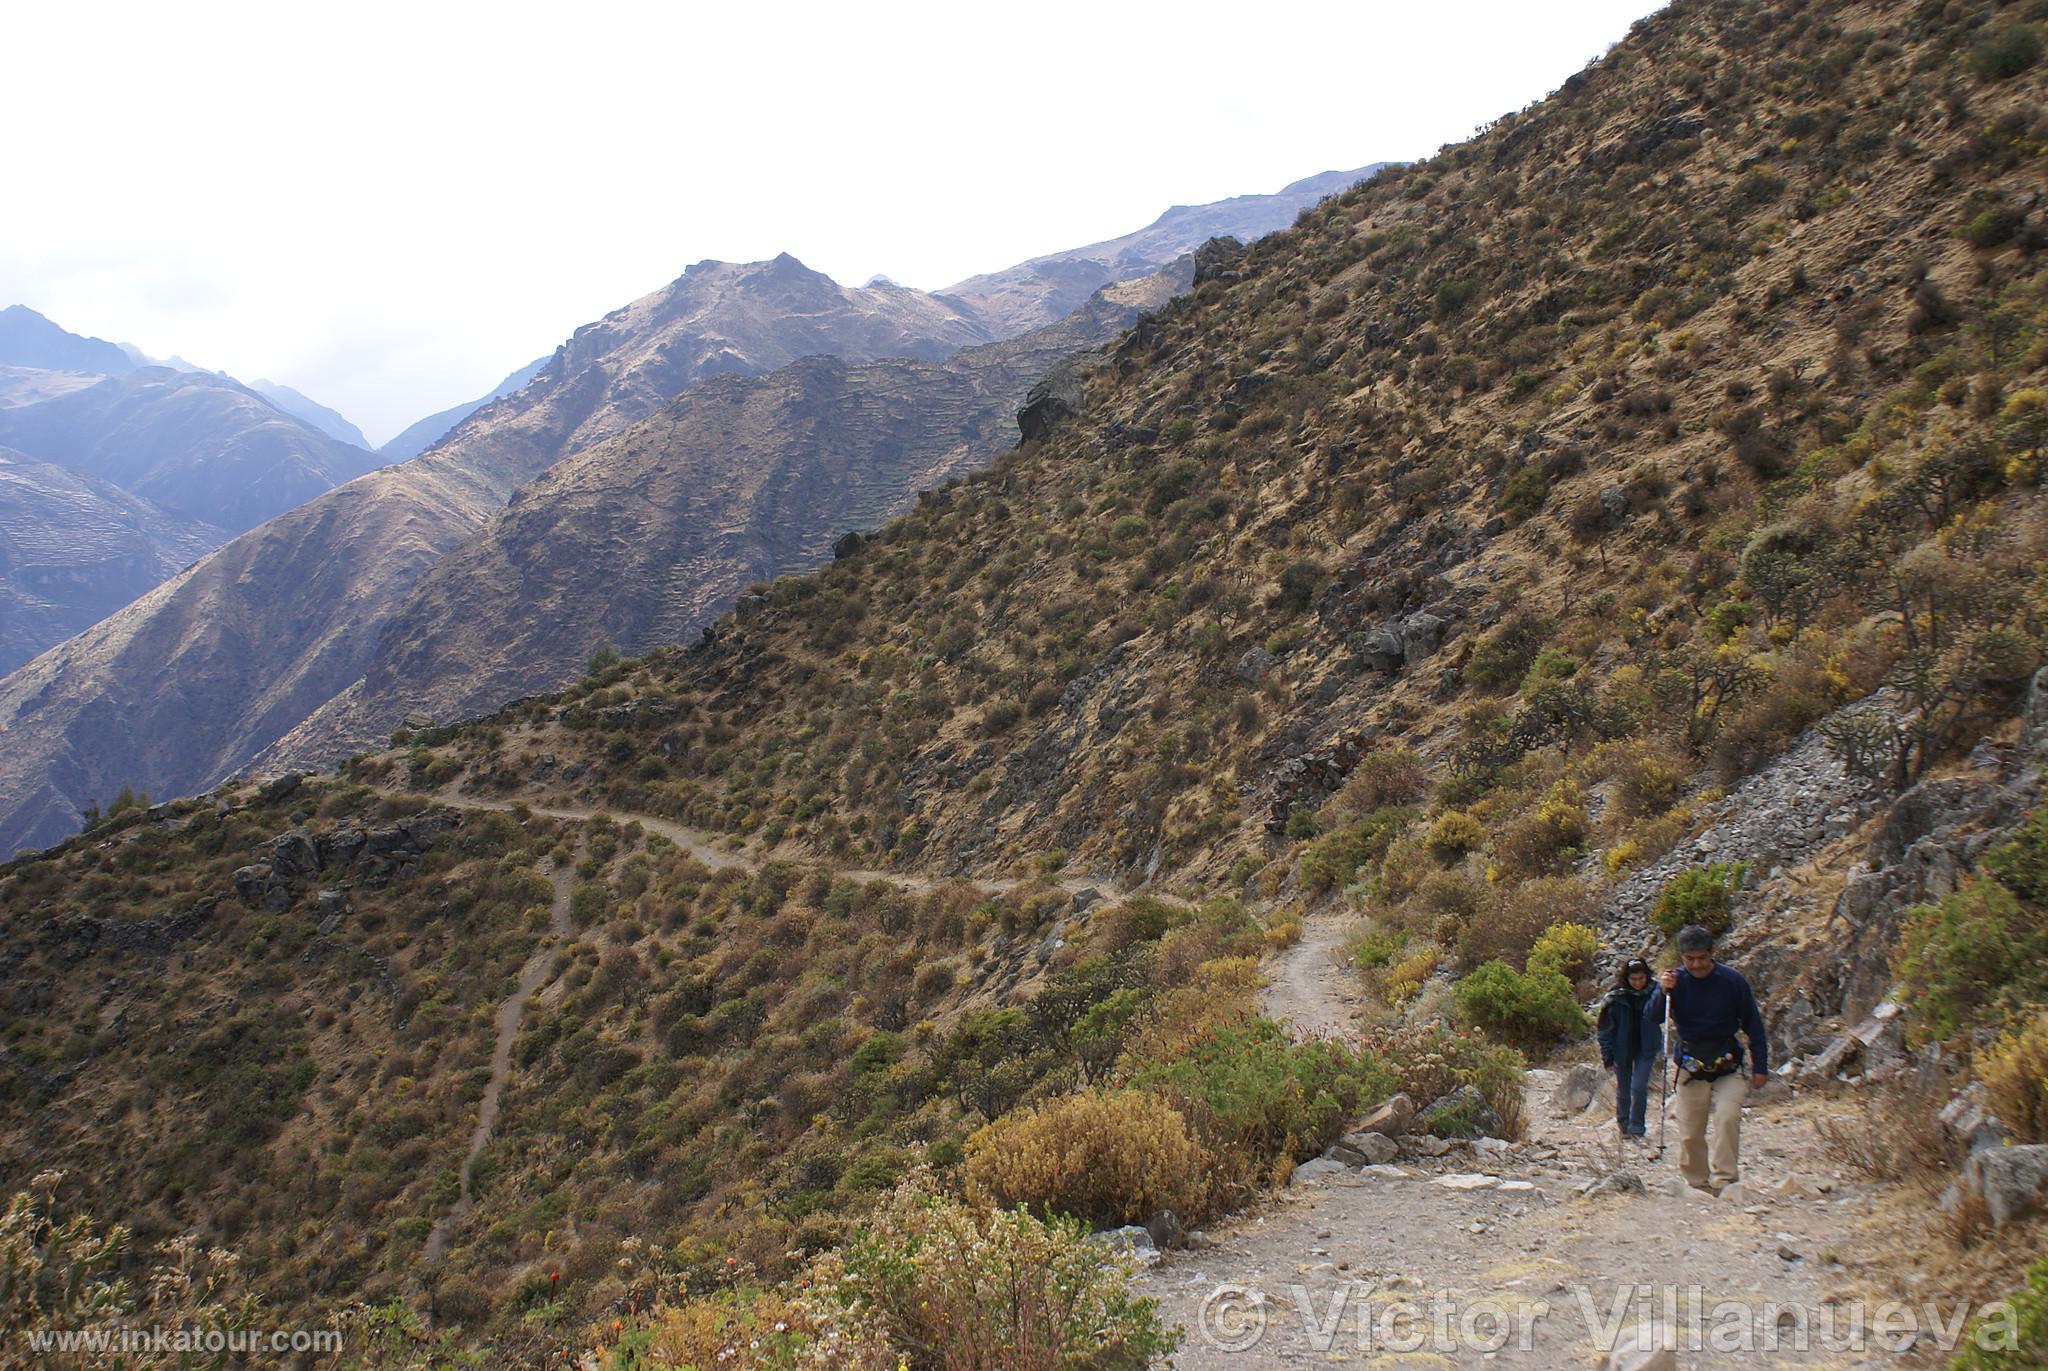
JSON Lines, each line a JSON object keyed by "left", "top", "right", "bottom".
{"left": 1678, "top": 1036, "right": 1740, "bottom": 1081}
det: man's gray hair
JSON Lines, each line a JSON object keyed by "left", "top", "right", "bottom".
{"left": 1675, "top": 924, "right": 1716, "bottom": 953}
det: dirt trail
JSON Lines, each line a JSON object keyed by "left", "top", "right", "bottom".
{"left": 423, "top": 853, "right": 576, "bottom": 1263}
{"left": 1137, "top": 917, "right": 1898, "bottom": 1369}
{"left": 384, "top": 777, "right": 1123, "bottom": 903}
{"left": 1261, "top": 911, "right": 1367, "bottom": 1040}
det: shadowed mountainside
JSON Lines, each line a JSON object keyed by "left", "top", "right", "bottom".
{"left": 0, "top": 367, "right": 383, "bottom": 534}
{"left": 265, "top": 270, "right": 1189, "bottom": 768}
{"left": 0, "top": 447, "right": 225, "bottom": 674}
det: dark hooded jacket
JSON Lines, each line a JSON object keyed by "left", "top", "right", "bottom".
{"left": 1596, "top": 984, "right": 1655, "bottom": 1065}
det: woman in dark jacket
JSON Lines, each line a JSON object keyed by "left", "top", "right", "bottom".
{"left": 1596, "top": 958, "right": 1659, "bottom": 1140}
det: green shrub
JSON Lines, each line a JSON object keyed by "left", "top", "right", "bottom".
{"left": 1275, "top": 560, "right": 1325, "bottom": 612}
{"left": 1984, "top": 804, "right": 2048, "bottom": 904}
{"left": 1298, "top": 805, "right": 1417, "bottom": 896}
{"left": 1467, "top": 613, "right": 1549, "bottom": 692}
{"left": 1127, "top": 1017, "right": 1392, "bottom": 1165}
{"left": 1971, "top": 23, "right": 2043, "bottom": 81}
{"left": 1528, "top": 921, "right": 1599, "bottom": 983}
{"left": 1979, "top": 1012, "right": 2048, "bottom": 1145}
{"left": 1500, "top": 465, "right": 1551, "bottom": 524}
{"left": 1452, "top": 961, "right": 1588, "bottom": 1050}
{"left": 1491, "top": 782, "right": 1590, "bottom": 878}
{"left": 1369, "top": 1024, "right": 1529, "bottom": 1140}
{"left": 1517, "top": 647, "right": 1578, "bottom": 697}
{"left": 824, "top": 1178, "right": 1180, "bottom": 1370}
{"left": 1334, "top": 747, "right": 1427, "bottom": 814}
{"left": 851, "top": 1031, "right": 905, "bottom": 1076}
{"left": 1895, "top": 880, "right": 2048, "bottom": 1043}
{"left": 1649, "top": 862, "right": 1748, "bottom": 937}
{"left": 1735, "top": 169, "right": 1785, "bottom": 204}
{"left": 1961, "top": 204, "right": 2025, "bottom": 250}
{"left": 1951, "top": 1253, "right": 2048, "bottom": 1368}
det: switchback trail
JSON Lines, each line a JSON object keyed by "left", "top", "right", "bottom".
{"left": 1137, "top": 913, "right": 1899, "bottom": 1369}
{"left": 422, "top": 849, "right": 577, "bottom": 1263}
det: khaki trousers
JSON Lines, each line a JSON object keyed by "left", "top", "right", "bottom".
{"left": 1673, "top": 1071, "right": 1749, "bottom": 1190}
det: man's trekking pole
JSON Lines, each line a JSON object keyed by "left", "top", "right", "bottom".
{"left": 1654, "top": 1012, "right": 1675, "bottom": 1159}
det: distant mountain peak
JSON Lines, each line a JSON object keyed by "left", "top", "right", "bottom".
{"left": 0, "top": 306, "right": 136, "bottom": 377}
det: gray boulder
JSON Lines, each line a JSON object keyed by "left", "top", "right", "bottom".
{"left": 1398, "top": 612, "right": 1448, "bottom": 660}
{"left": 1603, "top": 1340, "right": 1677, "bottom": 1371}
{"left": 1940, "top": 1088, "right": 2010, "bottom": 1155}
{"left": 1017, "top": 355, "right": 1087, "bottom": 443}
{"left": 1959, "top": 1145, "right": 2048, "bottom": 1227}
{"left": 267, "top": 827, "right": 321, "bottom": 880}
{"left": 1356, "top": 1092, "right": 1416, "bottom": 1138}
{"left": 1423, "top": 1084, "right": 1506, "bottom": 1139}
{"left": 231, "top": 862, "right": 290, "bottom": 912}
{"left": 1360, "top": 627, "right": 1406, "bottom": 674}
{"left": 1328, "top": 1131, "right": 1400, "bottom": 1166}
{"left": 255, "top": 772, "right": 303, "bottom": 805}
{"left": 1583, "top": 1171, "right": 1648, "bottom": 1199}
{"left": 1557, "top": 1063, "right": 1606, "bottom": 1114}
{"left": 1085, "top": 1225, "right": 1161, "bottom": 1266}
{"left": 1235, "top": 646, "right": 1277, "bottom": 683}
{"left": 1191, "top": 235, "right": 1244, "bottom": 285}
{"left": 2022, "top": 665, "right": 2048, "bottom": 765}
{"left": 1598, "top": 483, "right": 1632, "bottom": 526}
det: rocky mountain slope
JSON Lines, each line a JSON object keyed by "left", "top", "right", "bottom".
{"left": 0, "top": 172, "right": 1373, "bottom": 860}
{"left": 377, "top": 356, "right": 547, "bottom": 463}
{"left": 6, "top": 0, "right": 2048, "bottom": 1364}
{"left": 937, "top": 165, "right": 1387, "bottom": 336}
{"left": 0, "top": 447, "right": 224, "bottom": 673}
{"left": 0, "top": 366, "right": 384, "bottom": 533}
{"left": 266, "top": 271, "right": 1189, "bottom": 770}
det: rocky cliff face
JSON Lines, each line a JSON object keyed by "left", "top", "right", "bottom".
{"left": 0, "top": 448, "right": 225, "bottom": 673}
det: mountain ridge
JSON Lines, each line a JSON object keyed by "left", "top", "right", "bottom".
{"left": 0, "top": 169, "right": 1379, "bottom": 858}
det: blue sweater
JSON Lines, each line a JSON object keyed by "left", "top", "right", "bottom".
{"left": 1645, "top": 963, "right": 1769, "bottom": 1076}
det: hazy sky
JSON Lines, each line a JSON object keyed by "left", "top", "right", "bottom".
{"left": 4, "top": 1, "right": 1664, "bottom": 445}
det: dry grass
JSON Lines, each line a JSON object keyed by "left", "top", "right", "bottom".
{"left": 1812, "top": 1063, "right": 1956, "bottom": 1182}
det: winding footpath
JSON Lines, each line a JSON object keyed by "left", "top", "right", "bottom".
{"left": 422, "top": 850, "right": 577, "bottom": 1263}
{"left": 1137, "top": 912, "right": 1903, "bottom": 1370}
{"left": 386, "top": 777, "right": 1120, "bottom": 903}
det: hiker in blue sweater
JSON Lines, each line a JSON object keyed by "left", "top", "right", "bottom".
{"left": 1596, "top": 958, "right": 1658, "bottom": 1142}
{"left": 1645, "top": 924, "right": 1771, "bottom": 1193}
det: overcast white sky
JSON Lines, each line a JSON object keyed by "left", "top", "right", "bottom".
{"left": 4, "top": 1, "right": 1664, "bottom": 445}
